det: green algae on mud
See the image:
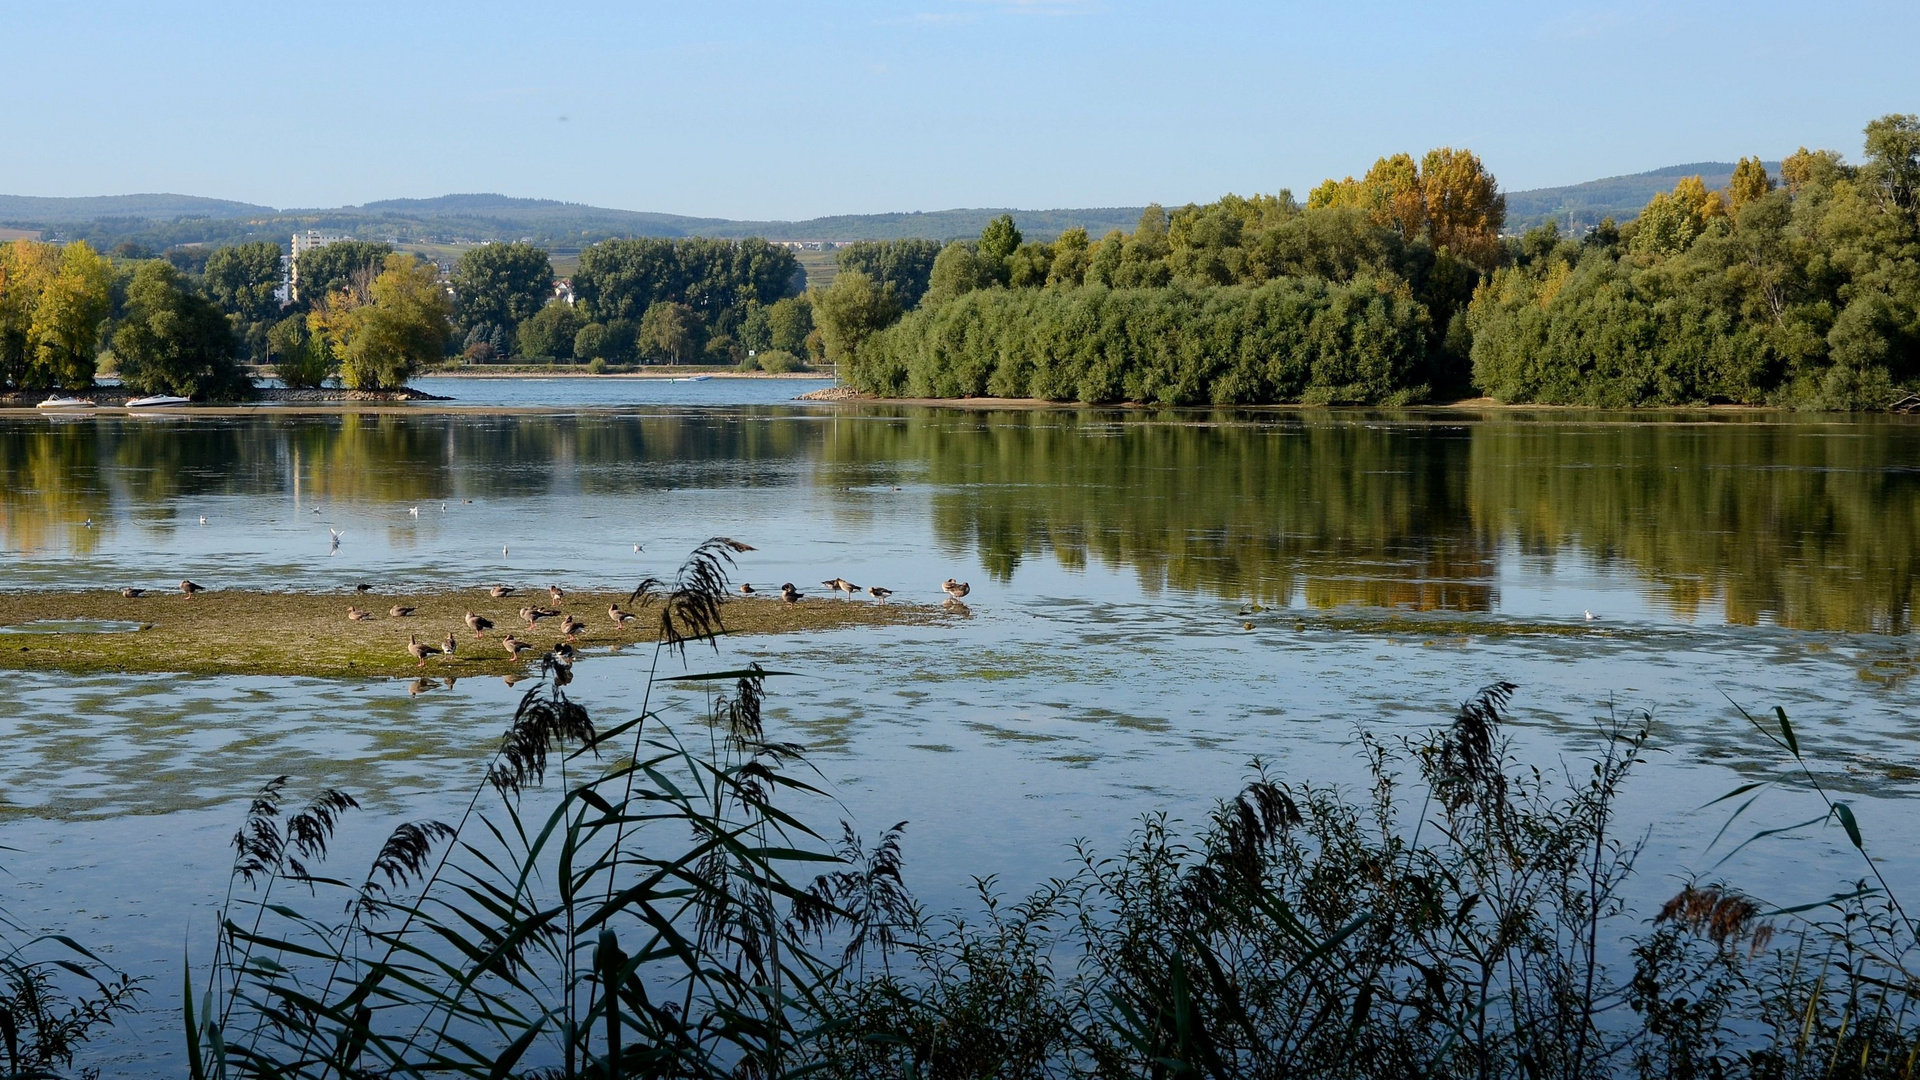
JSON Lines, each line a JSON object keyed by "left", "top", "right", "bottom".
{"left": 0, "top": 588, "right": 947, "bottom": 678}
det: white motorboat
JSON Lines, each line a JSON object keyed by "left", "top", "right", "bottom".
{"left": 125, "top": 395, "right": 192, "bottom": 408}
{"left": 669, "top": 374, "right": 714, "bottom": 383}
{"left": 35, "top": 396, "right": 97, "bottom": 409}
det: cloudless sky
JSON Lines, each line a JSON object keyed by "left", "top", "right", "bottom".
{"left": 2, "top": 0, "right": 1916, "bottom": 219}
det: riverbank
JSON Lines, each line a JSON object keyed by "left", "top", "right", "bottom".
{"left": 0, "top": 588, "right": 947, "bottom": 678}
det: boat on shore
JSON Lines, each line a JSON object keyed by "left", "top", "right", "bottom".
{"left": 125, "top": 395, "right": 192, "bottom": 408}
{"left": 35, "top": 397, "right": 96, "bottom": 410}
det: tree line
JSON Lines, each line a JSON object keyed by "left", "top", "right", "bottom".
{"left": 827, "top": 114, "right": 1920, "bottom": 410}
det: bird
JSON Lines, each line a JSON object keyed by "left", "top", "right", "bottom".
{"left": 407, "top": 633, "right": 441, "bottom": 667}
{"left": 868, "top": 586, "right": 893, "bottom": 601}
{"left": 779, "top": 582, "right": 802, "bottom": 604}
{"left": 1584, "top": 610, "right": 1598, "bottom": 621}
{"left": 347, "top": 606, "right": 372, "bottom": 622}
{"left": 608, "top": 604, "right": 636, "bottom": 628}
{"left": 489, "top": 585, "right": 516, "bottom": 598}
{"left": 179, "top": 580, "right": 203, "bottom": 599}
{"left": 552, "top": 641, "right": 577, "bottom": 664}
{"left": 121, "top": 587, "right": 146, "bottom": 598}
{"left": 81, "top": 518, "right": 92, "bottom": 529}
{"left": 311, "top": 508, "right": 321, "bottom": 514}
{"left": 561, "top": 615, "right": 586, "bottom": 641}
{"left": 463, "top": 499, "right": 473, "bottom": 504}
{"left": 942, "top": 579, "right": 971, "bottom": 600}
{"left": 330, "top": 528, "right": 343, "bottom": 543}
{"left": 408, "top": 506, "right": 419, "bottom": 517}
{"left": 465, "top": 611, "right": 495, "bottom": 638}
{"left": 633, "top": 543, "right": 642, "bottom": 553}
{"left": 355, "top": 583, "right": 373, "bottom": 594}
{"left": 198, "top": 515, "right": 207, "bottom": 526}
{"left": 502, "top": 635, "right": 529, "bottom": 659}
{"left": 739, "top": 583, "right": 755, "bottom": 594}
{"left": 389, "top": 604, "right": 415, "bottom": 618}
{"left": 442, "top": 632, "right": 458, "bottom": 656}
{"left": 548, "top": 584, "right": 565, "bottom": 605}
{"left": 520, "top": 605, "right": 560, "bottom": 627}
{"left": 502, "top": 546, "right": 510, "bottom": 556}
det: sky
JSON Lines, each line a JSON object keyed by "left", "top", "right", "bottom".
{"left": 2, "top": 0, "right": 1917, "bottom": 220}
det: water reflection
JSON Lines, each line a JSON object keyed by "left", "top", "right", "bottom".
{"left": 1, "top": 409, "right": 1916, "bottom": 633}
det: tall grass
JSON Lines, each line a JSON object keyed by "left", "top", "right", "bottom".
{"left": 178, "top": 541, "right": 1920, "bottom": 1078}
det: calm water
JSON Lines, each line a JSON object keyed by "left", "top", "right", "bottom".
{"left": 4, "top": 396, "right": 1920, "bottom": 1073}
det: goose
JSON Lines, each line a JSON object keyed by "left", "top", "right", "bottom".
{"left": 942, "top": 579, "right": 971, "bottom": 600}
{"left": 442, "top": 633, "right": 458, "bottom": 657}
{"left": 520, "top": 605, "right": 560, "bottom": 627}
{"left": 552, "top": 641, "right": 577, "bottom": 664}
{"left": 608, "top": 604, "right": 636, "bottom": 628}
{"left": 489, "top": 585, "right": 516, "bottom": 598}
{"left": 347, "top": 606, "right": 373, "bottom": 622}
{"left": 739, "top": 583, "right": 755, "bottom": 594}
{"left": 389, "top": 605, "right": 416, "bottom": 618}
{"left": 867, "top": 586, "right": 893, "bottom": 601}
{"left": 354, "top": 583, "right": 373, "bottom": 593}
{"left": 407, "top": 633, "right": 441, "bottom": 667}
{"left": 179, "top": 580, "right": 204, "bottom": 600}
{"left": 465, "top": 611, "right": 495, "bottom": 638}
{"left": 502, "top": 635, "right": 530, "bottom": 659}
{"left": 548, "top": 584, "right": 566, "bottom": 605}
{"left": 560, "top": 615, "right": 586, "bottom": 641}
{"left": 779, "top": 582, "right": 802, "bottom": 604}
{"left": 121, "top": 587, "right": 146, "bottom": 598}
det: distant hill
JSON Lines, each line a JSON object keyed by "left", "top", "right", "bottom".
{"left": 0, "top": 190, "right": 1147, "bottom": 254}
{"left": 1504, "top": 162, "right": 1781, "bottom": 233}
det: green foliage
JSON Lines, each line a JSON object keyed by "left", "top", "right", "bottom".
{"left": 636, "top": 300, "right": 702, "bottom": 362}
{"left": 450, "top": 241, "right": 553, "bottom": 337}
{"left": 110, "top": 261, "right": 251, "bottom": 398}
{"left": 1470, "top": 115, "right": 1920, "bottom": 410}
{"left": 755, "top": 348, "right": 809, "bottom": 373}
{"left": 811, "top": 270, "right": 900, "bottom": 365}
{"left": 836, "top": 239, "right": 941, "bottom": 309}
{"left": 201, "top": 241, "right": 284, "bottom": 328}
{"left": 852, "top": 278, "right": 1431, "bottom": 405}
{"left": 573, "top": 236, "right": 801, "bottom": 333}
{"left": 315, "top": 254, "right": 451, "bottom": 390}
{"left": 0, "top": 240, "right": 116, "bottom": 390}
{"left": 266, "top": 313, "right": 332, "bottom": 388}
{"left": 292, "top": 240, "right": 390, "bottom": 304}
{"left": 925, "top": 241, "right": 989, "bottom": 306}
{"left": 515, "top": 300, "right": 583, "bottom": 360}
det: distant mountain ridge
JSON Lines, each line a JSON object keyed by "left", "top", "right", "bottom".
{"left": 0, "top": 161, "right": 1773, "bottom": 250}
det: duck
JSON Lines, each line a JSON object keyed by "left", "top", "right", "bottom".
{"left": 442, "top": 633, "right": 458, "bottom": 657}
{"left": 560, "top": 615, "right": 586, "bottom": 641}
{"left": 608, "top": 604, "right": 636, "bottom": 628}
{"left": 780, "top": 582, "right": 802, "bottom": 604}
{"left": 502, "top": 635, "right": 529, "bottom": 659}
{"left": 179, "top": 580, "right": 204, "bottom": 599}
{"left": 520, "top": 605, "right": 560, "bottom": 627}
{"left": 347, "top": 606, "right": 373, "bottom": 622}
{"left": 407, "top": 633, "right": 441, "bottom": 667}
{"left": 121, "top": 587, "right": 146, "bottom": 598}
{"left": 867, "top": 586, "right": 893, "bottom": 601}
{"left": 389, "top": 605, "right": 416, "bottom": 618}
{"left": 738, "top": 583, "right": 756, "bottom": 595}
{"left": 465, "top": 611, "right": 495, "bottom": 638}
{"left": 942, "top": 579, "right": 971, "bottom": 600}
{"left": 548, "top": 584, "right": 566, "bottom": 605}
{"left": 489, "top": 585, "right": 516, "bottom": 598}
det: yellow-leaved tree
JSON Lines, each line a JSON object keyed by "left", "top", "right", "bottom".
{"left": 310, "top": 254, "right": 451, "bottom": 390}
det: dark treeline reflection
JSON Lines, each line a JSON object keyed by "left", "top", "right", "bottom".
{"left": 2, "top": 410, "right": 1917, "bottom": 632}
{"left": 820, "top": 409, "right": 1920, "bottom": 632}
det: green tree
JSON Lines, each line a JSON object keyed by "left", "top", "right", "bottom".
{"left": 574, "top": 322, "right": 610, "bottom": 361}
{"left": 451, "top": 242, "right": 553, "bottom": 336}
{"left": 925, "top": 242, "right": 988, "bottom": 305}
{"left": 810, "top": 270, "right": 900, "bottom": 364}
{"left": 267, "top": 312, "right": 332, "bottom": 388}
{"left": 318, "top": 254, "right": 451, "bottom": 390}
{"left": 1046, "top": 227, "right": 1092, "bottom": 287}
{"left": 1862, "top": 113, "right": 1920, "bottom": 214}
{"left": 29, "top": 241, "right": 114, "bottom": 389}
{"left": 516, "top": 301, "right": 583, "bottom": 360}
{"left": 203, "top": 241, "right": 285, "bottom": 325}
{"left": 111, "top": 261, "right": 250, "bottom": 398}
{"left": 293, "top": 240, "right": 391, "bottom": 304}
{"left": 836, "top": 239, "right": 942, "bottom": 309}
{"left": 636, "top": 301, "right": 702, "bottom": 362}
{"left": 765, "top": 296, "right": 814, "bottom": 353}
{"left": 977, "top": 214, "right": 1023, "bottom": 286}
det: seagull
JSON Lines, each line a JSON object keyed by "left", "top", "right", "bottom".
{"left": 1584, "top": 610, "right": 1597, "bottom": 621}
{"left": 408, "top": 506, "right": 419, "bottom": 517}
{"left": 489, "top": 585, "right": 516, "bottom": 598}
{"left": 739, "top": 583, "right": 755, "bottom": 594}
{"left": 311, "top": 508, "right": 321, "bottom": 514}
{"left": 347, "top": 606, "right": 372, "bottom": 622}
{"left": 198, "top": 515, "right": 207, "bottom": 526}
{"left": 121, "top": 587, "right": 146, "bottom": 598}
{"left": 942, "top": 579, "right": 971, "bottom": 600}
{"left": 82, "top": 518, "right": 92, "bottom": 528}
{"left": 502, "top": 546, "right": 509, "bottom": 556}
{"left": 868, "top": 586, "right": 892, "bottom": 601}
{"left": 389, "top": 605, "right": 415, "bottom": 618}
{"left": 465, "top": 611, "right": 495, "bottom": 638}
{"left": 407, "top": 634, "right": 441, "bottom": 667}
{"left": 502, "top": 635, "right": 529, "bottom": 659}
{"left": 179, "top": 580, "right": 203, "bottom": 600}
{"left": 779, "top": 582, "right": 802, "bottom": 604}
{"left": 633, "top": 543, "right": 642, "bottom": 553}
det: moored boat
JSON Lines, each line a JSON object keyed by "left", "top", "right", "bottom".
{"left": 125, "top": 395, "right": 192, "bottom": 408}
{"left": 35, "top": 396, "right": 97, "bottom": 409}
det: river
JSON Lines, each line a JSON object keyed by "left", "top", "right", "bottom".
{"left": 2, "top": 386, "right": 1918, "bottom": 1073}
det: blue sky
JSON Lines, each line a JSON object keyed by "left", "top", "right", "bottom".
{"left": 2, "top": 1, "right": 1915, "bottom": 219}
